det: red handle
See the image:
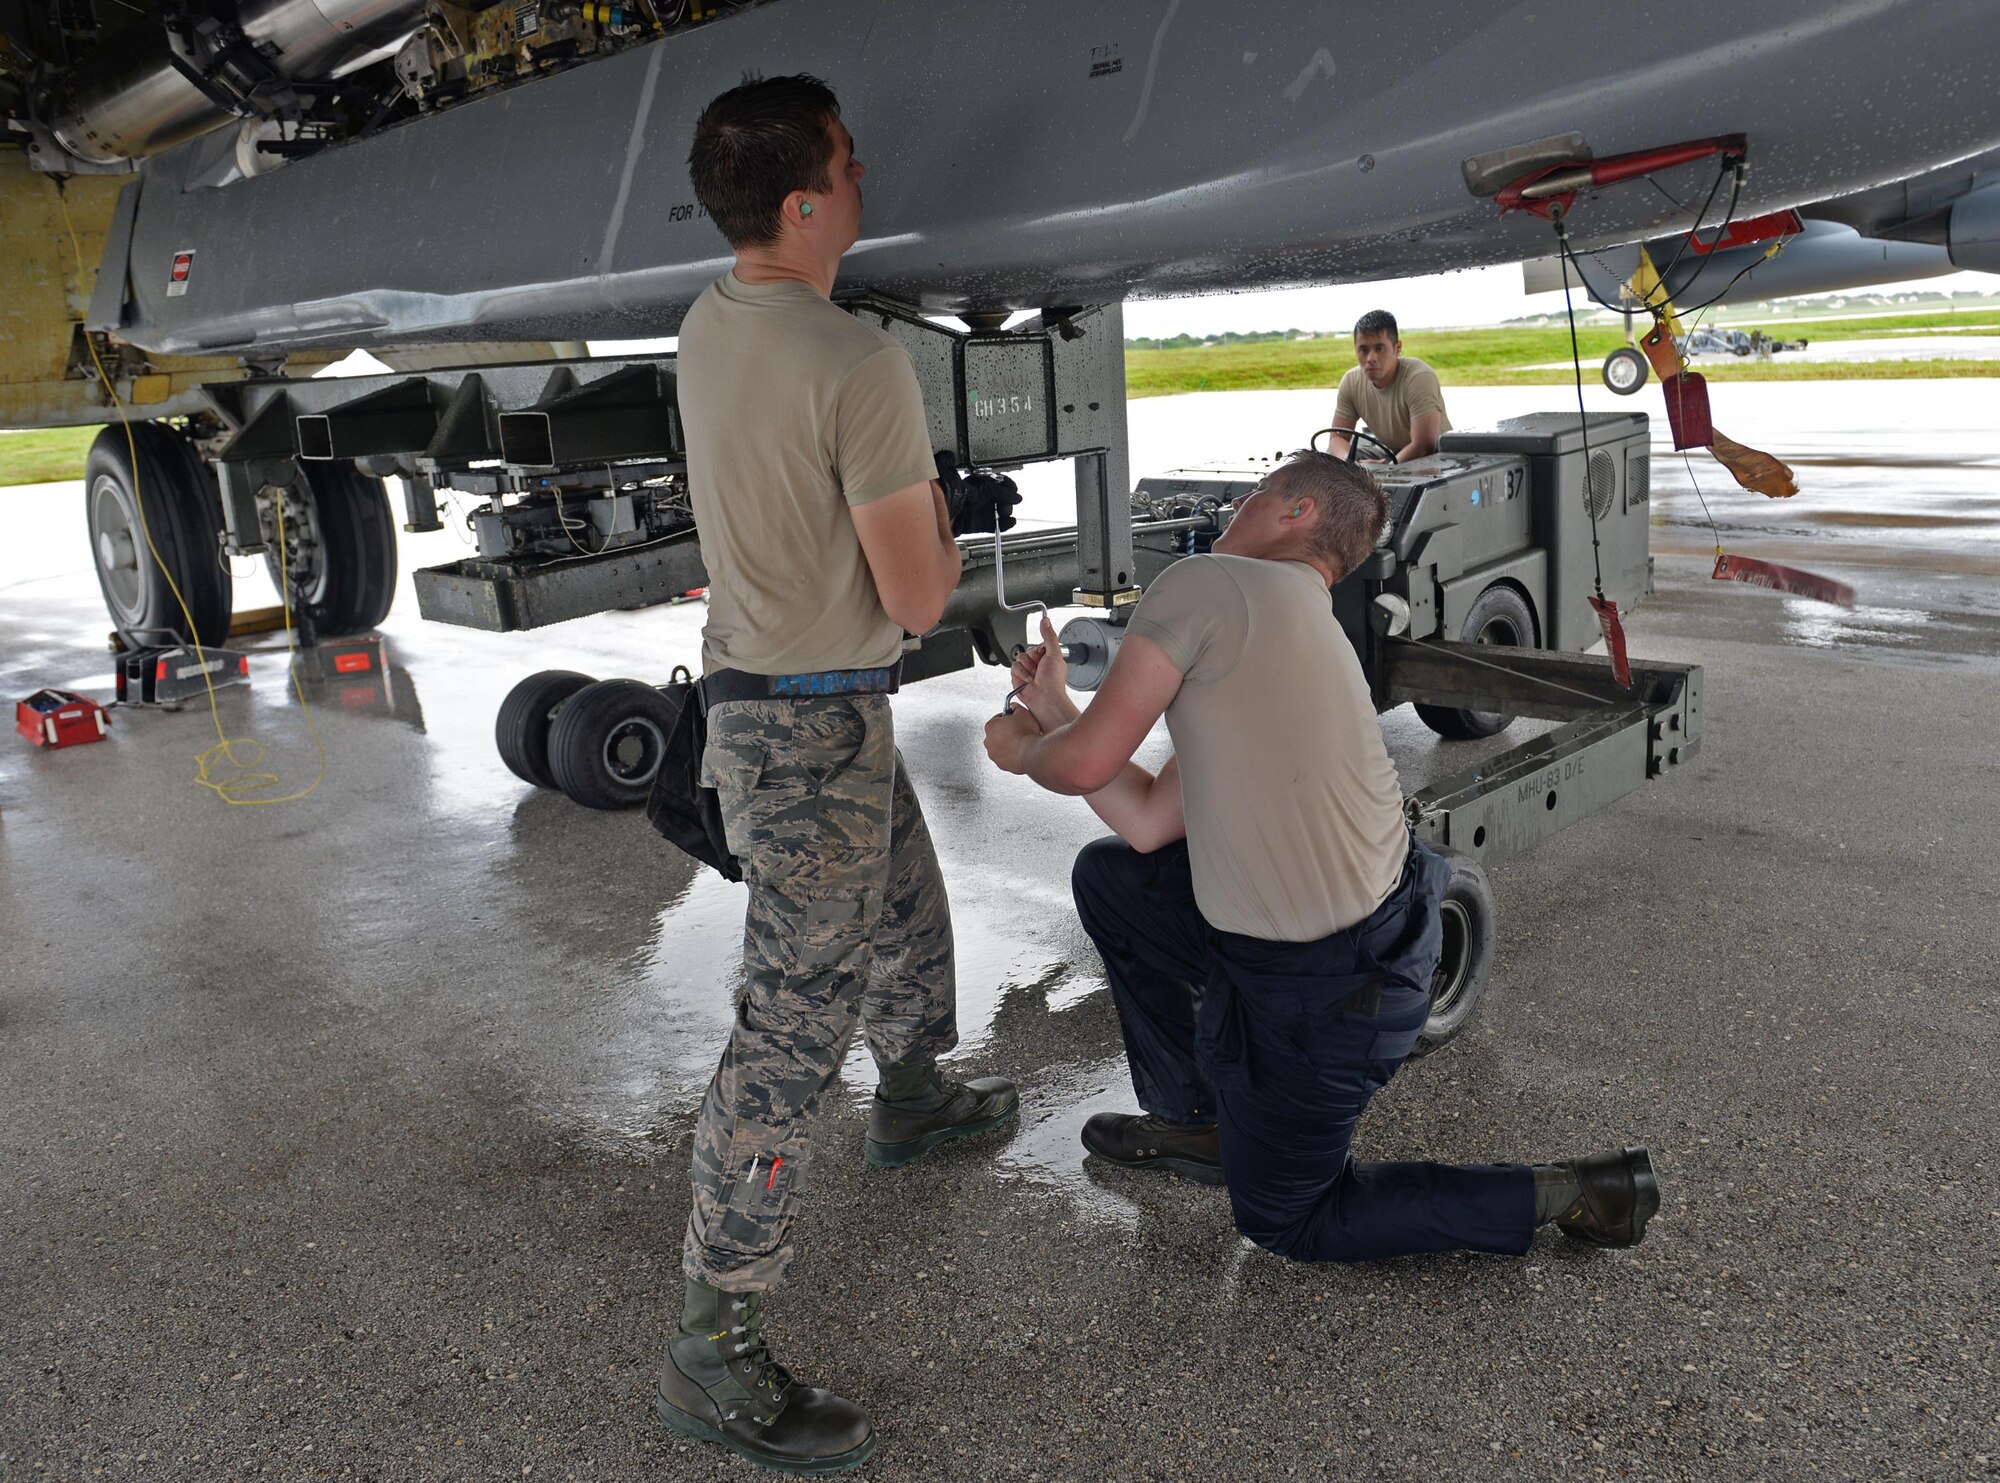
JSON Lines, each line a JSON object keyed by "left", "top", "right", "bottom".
{"left": 1497, "top": 134, "right": 1747, "bottom": 219}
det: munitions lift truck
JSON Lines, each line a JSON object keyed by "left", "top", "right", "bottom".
{"left": 192, "top": 297, "right": 1701, "bottom": 1052}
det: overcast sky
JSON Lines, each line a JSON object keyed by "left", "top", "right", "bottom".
{"left": 1122, "top": 264, "right": 1534, "bottom": 339}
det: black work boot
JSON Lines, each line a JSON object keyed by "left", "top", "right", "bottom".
{"left": 1080, "top": 1111, "right": 1226, "bottom": 1185}
{"left": 865, "top": 1064, "right": 1019, "bottom": 1168}
{"left": 655, "top": 1283, "right": 875, "bottom": 1475}
{"left": 1544, "top": 1145, "right": 1662, "bottom": 1248}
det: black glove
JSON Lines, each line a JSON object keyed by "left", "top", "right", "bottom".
{"left": 937, "top": 458, "right": 1022, "bottom": 536}
{"left": 934, "top": 450, "right": 965, "bottom": 515}
{"left": 961, "top": 472, "right": 1021, "bottom": 534}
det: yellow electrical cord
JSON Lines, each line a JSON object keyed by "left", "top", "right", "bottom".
{"left": 57, "top": 181, "right": 326, "bottom": 805}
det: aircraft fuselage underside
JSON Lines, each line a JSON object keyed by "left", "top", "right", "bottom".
{"left": 93, "top": 0, "right": 2000, "bottom": 358}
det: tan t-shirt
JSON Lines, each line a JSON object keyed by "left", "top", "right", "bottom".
{"left": 1125, "top": 554, "right": 1408, "bottom": 942}
{"left": 1333, "top": 356, "right": 1451, "bottom": 454}
{"left": 677, "top": 273, "right": 938, "bottom": 674}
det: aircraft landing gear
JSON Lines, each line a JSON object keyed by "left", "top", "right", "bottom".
{"left": 1602, "top": 345, "right": 1650, "bottom": 395}
{"left": 85, "top": 422, "right": 233, "bottom": 647}
{"left": 261, "top": 462, "right": 398, "bottom": 636}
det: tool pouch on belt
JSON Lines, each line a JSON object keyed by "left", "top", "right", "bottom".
{"left": 643, "top": 666, "right": 742, "bottom": 882}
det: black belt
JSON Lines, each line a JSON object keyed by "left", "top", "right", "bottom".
{"left": 700, "top": 662, "right": 901, "bottom": 708}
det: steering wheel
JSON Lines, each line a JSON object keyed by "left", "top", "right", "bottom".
{"left": 1311, "top": 426, "right": 1399, "bottom": 465}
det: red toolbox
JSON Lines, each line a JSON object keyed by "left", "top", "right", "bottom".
{"left": 15, "top": 689, "right": 112, "bottom": 749}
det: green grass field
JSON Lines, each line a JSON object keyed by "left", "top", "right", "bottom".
{"left": 1127, "top": 310, "right": 2000, "bottom": 398}
{"left": 0, "top": 426, "right": 98, "bottom": 488}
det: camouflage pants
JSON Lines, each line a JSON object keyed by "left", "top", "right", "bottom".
{"left": 682, "top": 694, "right": 957, "bottom": 1291}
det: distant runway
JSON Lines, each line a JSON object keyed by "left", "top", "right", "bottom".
{"left": 2, "top": 380, "right": 1995, "bottom": 1481}
{"left": 1528, "top": 331, "right": 2000, "bottom": 373}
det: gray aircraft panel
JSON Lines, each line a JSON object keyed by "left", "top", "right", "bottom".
{"left": 1529, "top": 144, "right": 2000, "bottom": 305}
{"left": 106, "top": 0, "right": 2000, "bottom": 357}
{"left": 1810, "top": 145, "right": 2000, "bottom": 240}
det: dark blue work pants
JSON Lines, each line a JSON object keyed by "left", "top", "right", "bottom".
{"left": 1072, "top": 835, "right": 1535, "bottom": 1263}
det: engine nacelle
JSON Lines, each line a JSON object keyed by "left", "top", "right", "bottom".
{"left": 1947, "top": 184, "right": 2000, "bottom": 273}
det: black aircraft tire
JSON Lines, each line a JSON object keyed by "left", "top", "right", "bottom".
{"left": 1415, "top": 584, "right": 1540, "bottom": 741}
{"left": 1602, "top": 346, "right": 1650, "bottom": 395}
{"left": 266, "top": 463, "right": 398, "bottom": 636}
{"left": 85, "top": 423, "right": 233, "bottom": 647}
{"left": 547, "top": 679, "right": 681, "bottom": 810}
{"left": 496, "top": 670, "right": 598, "bottom": 789}
{"left": 1411, "top": 846, "right": 1496, "bottom": 1057}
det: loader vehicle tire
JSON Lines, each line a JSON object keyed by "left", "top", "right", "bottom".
{"left": 1411, "top": 845, "right": 1495, "bottom": 1057}
{"left": 263, "top": 462, "right": 397, "bottom": 636}
{"left": 85, "top": 422, "right": 233, "bottom": 648}
{"left": 548, "top": 678, "right": 680, "bottom": 810}
{"left": 496, "top": 669, "right": 597, "bottom": 789}
{"left": 1416, "top": 584, "right": 1540, "bottom": 741}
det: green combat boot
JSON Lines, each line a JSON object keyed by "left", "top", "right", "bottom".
{"left": 865, "top": 1062, "right": 1019, "bottom": 1168}
{"left": 655, "top": 1282, "right": 875, "bottom": 1475}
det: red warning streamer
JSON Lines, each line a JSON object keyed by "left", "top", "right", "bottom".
{"left": 1712, "top": 553, "right": 1855, "bottom": 608}
{"left": 1708, "top": 430, "right": 1798, "bottom": 499}
{"left": 1662, "top": 372, "right": 1713, "bottom": 451}
{"left": 1588, "top": 595, "right": 1632, "bottom": 690}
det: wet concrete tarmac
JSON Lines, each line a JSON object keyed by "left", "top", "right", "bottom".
{"left": 3, "top": 381, "right": 1998, "bottom": 1480}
